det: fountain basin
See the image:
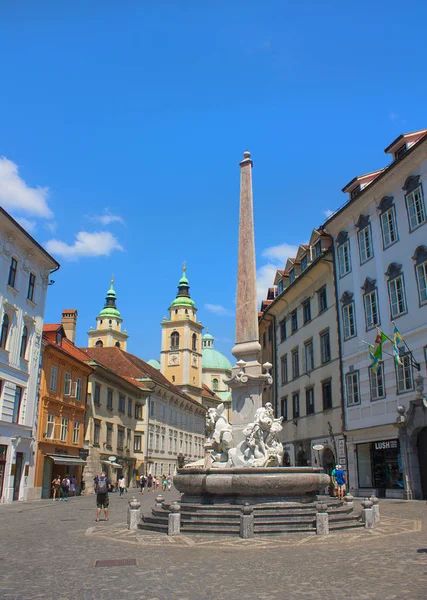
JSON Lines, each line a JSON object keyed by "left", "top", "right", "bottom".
{"left": 174, "top": 467, "right": 330, "bottom": 501}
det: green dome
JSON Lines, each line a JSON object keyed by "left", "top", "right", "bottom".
{"left": 202, "top": 348, "right": 232, "bottom": 371}
{"left": 170, "top": 266, "right": 195, "bottom": 308}
{"left": 99, "top": 307, "right": 121, "bottom": 318}
{"left": 171, "top": 296, "right": 195, "bottom": 307}
{"left": 147, "top": 359, "right": 160, "bottom": 370}
{"left": 203, "top": 333, "right": 214, "bottom": 341}
{"left": 98, "top": 280, "right": 121, "bottom": 319}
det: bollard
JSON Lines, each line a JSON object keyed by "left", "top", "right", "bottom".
{"left": 315, "top": 501, "right": 329, "bottom": 535}
{"left": 343, "top": 493, "right": 354, "bottom": 508}
{"left": 168, "top": 501, "right": 181, "bottom": 536}
{"left": 369, "top": 496, "right": 380, "bottom": 525}
{"left": 127, "top": 497, "right": 141, "bottom": 531}
{"left": 155, "top": 494, "right": 165, "bottom": 510}
{"left": 240, "top": 503, "right": 254, "bottom": 539}
{"left": 361, "top": 498, "right": 375, "bottom": 529}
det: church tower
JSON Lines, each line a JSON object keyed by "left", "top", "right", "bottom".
{"left": 87, "top": 280, "right": 129, "bottom": 350}
{"left": 160, "top": 266, "right": 203, "bottom": 402}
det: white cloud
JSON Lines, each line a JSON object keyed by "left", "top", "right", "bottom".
{"left": 89, "top": 211, "right": 125, "bottom": 226}
{"left": 205, "top": 303, "right": 233, "bottom": 317}
{"left": 14, "top": 216, "right": 37, "bottom": 233}
{"left": 44, "top": 221, "right": 57, "bottom": 233}
{"left": 45, "top": 231, "right": 123, "bottom": 260}
{"left": 0, "top": 157, "right": 53, "bottom": 218}
{"left": 322, "top": 209, "right": 334, "bottom": 218}
{"left": 257, "top": 242, "right": 299, "bottom": 305}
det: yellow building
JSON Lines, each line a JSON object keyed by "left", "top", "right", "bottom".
{"left": 87, "top": 280, "right": 129, "bottom": 350}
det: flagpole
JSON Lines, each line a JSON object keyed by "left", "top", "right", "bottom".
{"left": 358, "top": 338, "right": 395, "bottom": 360}
{"left": 391, "top": 321, "right": 421, "bottom": 371}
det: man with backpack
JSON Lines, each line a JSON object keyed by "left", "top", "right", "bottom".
{"left": 95, "top": 471, "right": 111, "bottom": 522}
{"left": 61, "top": 475, "right": 70, "bottom": 501}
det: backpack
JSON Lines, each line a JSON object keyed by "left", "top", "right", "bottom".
{"left": 61, "top": 478, "right": 69, "bottom": 489}
{"left": 97, "top": 478, "right": 108, "bottom": 494}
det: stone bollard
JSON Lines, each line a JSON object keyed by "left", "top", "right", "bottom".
{"left": 343, "top": 493, "right": 354, "bottom": 508}
{"left": 155, "top": 494, "right": 165, "bottom": 510}
{"left": 168, "top": 501, "right": 181, "bottom": 536}
{"left": 361, "top": 498, "right": 375, "bottom": 529}
{"left": 369, "top": 496, "right": 380, "bottom": 525}
{"left": 127, "top": 497, "right": 141, "bottom": 531}
{"left": 315, "top": 501, "right": 329, "bottom": 535}
{"left": 240, "top": 503, "right": 254, "bottom": 539}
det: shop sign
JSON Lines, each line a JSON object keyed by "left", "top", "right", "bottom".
{"left": 374, "top": 440, "right": 398, "bottom": 451}
{"left": 79, "top": 449, "right": 89, "bottom": 459}
{"left": 55, "top": 448, "right": 68, "bottom": 454}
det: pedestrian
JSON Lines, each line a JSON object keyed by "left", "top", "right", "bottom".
{"left": 167, "top": 475, "right": 172, "bottom": 492}
{"left": 95, "top": 471, "right": 111, "bottom": 522}
{"left": 147, "top": 474, "right": 153, "bottom": 491}
{"left": 162, "top": 474, "right": 167, "bottom": 492}
{"left": 155, "top": 476, "right": 160, "bottom": 490}
{"left": 61, "top": 474, "right": 70, "bottom": 501}
{"left": 70, "top": 475, "right": 76, "bottom": 496}
{"left": 139, "top": 474, "right": 146, "bottom": 494}
{"left": 334, "top": 464, "right": 346, "bottom": 501}
{"left": 118, "top": 476, "right": 126, "bottom": 498}
{"left": 52, "top": 475, "right": 61, "bottom": 501}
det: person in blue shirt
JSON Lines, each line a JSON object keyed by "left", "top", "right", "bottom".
{"left": 334, "top": 465, "right": 346, "bottom": 500}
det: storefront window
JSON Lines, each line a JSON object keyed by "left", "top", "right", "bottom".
{"left": 357, "top": 439, "right": 403, "bottom": 491}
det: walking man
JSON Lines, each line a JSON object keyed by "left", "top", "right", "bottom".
{"left": 118, "top": 476, "right": 126, "bottom": 498}
{"left": 95, "top": 471, "right": 111, "bottom": 521}
{"left": 334, "top": 464, "right": 346, "bottom": 501}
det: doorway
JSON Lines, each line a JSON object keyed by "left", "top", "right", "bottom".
{"left": 322, "top": 447, "right": 335, "bottom": 475}
{"left": 417, "top": 427, "right": 427, "bottom": 499}
{"left": 13, "top": 452, "right": 24, "bottom": 501}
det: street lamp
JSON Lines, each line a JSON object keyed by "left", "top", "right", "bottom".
{"left": 312, "top": 444, "right": 324, "bottom": 467}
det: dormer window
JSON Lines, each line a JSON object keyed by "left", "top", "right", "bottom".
{"left": 394, "top": 144, "right": 407, "bottom": 160}
{"left": 278, "top": 280, "right": 284, "bottom": 294}
{"left": 56, "top": 331, "right": 63, "bottom": 346}
{"left": 350, "top": 186, "right": 361, "bottom": 200}
{"left": 289, "top": 269, "right": 295, "bottom": 283}
{"left": 301, "top": 255, "right": 308, "bottom": 271}
{"left": 314, "top": 240, "right": 322, "bottom": 257}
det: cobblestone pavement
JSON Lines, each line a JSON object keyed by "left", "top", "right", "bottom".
{"left": 0, "top": 490, "right": 426, "bottom": 600}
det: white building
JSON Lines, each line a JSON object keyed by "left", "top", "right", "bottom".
{"left": 324, "top": 129, "right": 427, "bottom": 499}
{"left": 0, "top": 208, "right": 59, "bottom": 502}
{"left": 260, "top": 230, "right": 345, "bottom": 474}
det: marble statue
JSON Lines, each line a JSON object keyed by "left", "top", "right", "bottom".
{"left": 204, "top": 403, "right": 233, "bottom": 465}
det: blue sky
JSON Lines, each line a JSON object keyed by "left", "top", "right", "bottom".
{"left": 1, "top": 1, "right": 426, "bottom": 362}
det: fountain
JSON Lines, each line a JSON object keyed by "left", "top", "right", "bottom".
{"left": 141, "top": 152, "right": 363, "bottom": 535}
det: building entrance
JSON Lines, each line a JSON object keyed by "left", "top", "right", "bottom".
{"left": 417, "top": 427, "right": 427, "bottom": 499}
{"left": 13, "top": 452, "right": 24, "bottom": 501}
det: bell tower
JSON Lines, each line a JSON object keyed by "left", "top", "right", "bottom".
{"left": 87, "top": 280, "right": 129, "bottom": 350}
{"left": 160, "top": 266, "right": 203, "bottom": 402}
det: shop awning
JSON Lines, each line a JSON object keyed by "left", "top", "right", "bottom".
{"left": 47, "top": 454, "right": 87, "bottom": 466}
{"left": 102, "top": 460, "right": 122, "bottom": 468}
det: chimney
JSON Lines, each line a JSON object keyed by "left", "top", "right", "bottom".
{"left": 62, "top": 309, "right": 78, "bottom": 344}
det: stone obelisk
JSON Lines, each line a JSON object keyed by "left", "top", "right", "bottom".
{"left": 228, "top": 151, "right": 271, "bottom": 444}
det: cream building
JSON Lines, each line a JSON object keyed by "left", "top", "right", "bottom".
{"left": 0, "top": 207, "right": 59, "bottom": 502}
{"left": 260, "top": 229, "right": 345, "bottom": 474}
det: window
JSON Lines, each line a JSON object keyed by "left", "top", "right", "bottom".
{"left": 13, "top": 386, "right": 23, "bottom": 423}
{"left": 149, "top": 431, "right": 154, "bottom": 449}
{"left": 134, "top": 435, "right": 142, "bottom": 452}
{"left": 94, "top": 420, "right": 101, "bottom": 445}
{"left": 135, "top": 404, "right": 142, "bottom": 419}
{"left": 302, "top": 299, "right": 311, "bottom": 324}
{"left": 301, "top": 255, "right": 308, "bottom": 271}
{"left": 27, "top": 273, "right": 36, "bottom": 302}
{"left": 64, "top": 372, "right": 72, "bottom": 396}
{"left": 50, "top": 365, "right": 58, "bottom": 392}
{"left": 262, "top": 331, "right": 266, "bottom": 347}
{"left": 396, "top": 354, "right": 413, "bottom": 393}
{"left": 72, "top": 422, "right": 80, "bottom": 444}
{"left": 107, "top": 389, "right": 113, "bottom": 410}
{"left": 388, "top": 274, "right": 407, "bottom": 318}
{"left": 46, "top": 414, "right": 55, "bottom": 439}
{"left": 94, "top": 383, "right": 101, "bottom": 405}
{"left": 291, "top": 309, "right": 298, "bottom": 333}
{"left": 395, "top": 144, "right": 407, "bottom": 160}
{"left": 106, "top": 422, "right": 113, "bottom": 448}
{"left": 380, "top": 207, "right": 398, "bottom": 248}
{"left": 358, "top": 225, "right": 373, "bottom": 263}
{"left": 161, "top": 433, "right": 165, "bottom": 450}
{"left": 306, "top": 388, "right": 315, "bottom": 415}
{"left": 56, "top": 330, "right": 63, "bottom": 346}
{"left": 281, "top": 397, "right": 288, "bottom": 421}
{"left": 304, "top": 340, "right": 314, "bottom": 373}
{"left": 0, "top": 314, "right": 9, "bottom": 350}
{"left": 118, "top": 394, "right": 125, "bottom": 412}
{"left": 364, "top": 290, "right": 379, "bottom": 330}
{"left": 280, "top": 319, "right": 286, "bottom": 342}
{"left": 318, "top": 286, "right": 327, "bottom": 313}
{"left": 171, "top": 331, "right": 180, "bottom": 350}
{"left": 128, "top": 399, "right": 132, "bottom": 417}
{"left": 416, "top": 258, "right": 427, "bottom": 305}
{"left": 291, "top": 348, "right": 299, "bottom": 379}
{"left": 212, "top": 378, "right": 219, "bottom": 391}
{"left": 149, "top": 398, "right": 155, "bottom": 417}
{"left": 350, "top": 186, "right": 361, "bottom": 199}
{"left": 289, "top": 269, "right": 295, "bottom": 283}
{"left": 20, "top": 326, "right": 28, "bottom": 359}
{"left": 405, "top": 184, "right": 426, "bottom": 231}
{"left": 192, "top": 333, "right": 197, "bottom": 351}
{"left": 155, "top": 432, "right": 160, "bottom": 450}
{"left": 322, "top": 380, "right": 332, "bottom": 410}
{"left": 314, "top": 240, "right": 322, "bottom": 257}
{"left": 370, "top": 363, "right": 385, "bottom": 400}
{"left": 268, "top": 325, "right": 272, "bottom": 342}
{"left": 8, "top": 257, "right": 17, "bottom": 288}
{"left": 342, "top": 302, "right": 356, "bottom": 340}
{"left": 280, "top": 355, "right": 288, "bottom": 384}
{"left": 127, "top": 428, "right": 132, "bottom": 447}
{"left": 320, "top": 330, "right": 331, "bottom": 364}
{"left": 346, "top": 371, "right": 360, "bottom": 406}
{"left": 337, "top": 239, "right": 351, "bottom": 277}
{"left": 117, "top": 427, "right": 125, "bottom": 450}
{"left": 292, "top": 393, "right": 300, "bottom": 419}
{"left": 60, "top": 418, "right": 68, "bottom": 442}
{"left": 74, "top": 378, "right": 82, "bottom": 400}
{"left": 278, "top": 280, "right": 284, "bottom": 294}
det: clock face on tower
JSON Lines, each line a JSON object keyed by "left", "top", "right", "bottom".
{"left": 191, "top": 354, "right": 198, "bottom": 367}
{"left": 168, "top": 353, "right": 180, "bottom": 366}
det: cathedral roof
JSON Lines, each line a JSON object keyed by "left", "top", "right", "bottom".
{"left": 147, "top": 358, "right": 160, "bottom": 370}
{"left": 170, "top": 266, "right": 195, "bottom": 307}
{"left": 98, "top": 280, "right": 121, "bottom": 319}
{"left": 201, "top": 332, "right": 232, "bottom": 372}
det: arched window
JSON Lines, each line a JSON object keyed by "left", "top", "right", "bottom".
{"left": 212, "top": 378, "right": 219, "bottom": 391}
{"left": 95, "top": 340, "right": 103, "bottom": 347}
{"left": 0, "top": 314, "right": 9, "bottom": 349}
{"left": 109, "top": 319, "right": 112, "bottom": 325}
{"left": 192, "top": 333, "right": 197, "bottom": 351}
{"left": 115, "top": 341, "right": 121, "bottom": 348}
{"left": 171, "top": 331, "right": 179, "bottom": 350}
{"left": 20, "top": 326, "right": 28, "bottom": 359}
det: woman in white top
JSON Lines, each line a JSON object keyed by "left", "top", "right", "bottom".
{"left": 118, "top": 477, "right": 126, "bottom": 498}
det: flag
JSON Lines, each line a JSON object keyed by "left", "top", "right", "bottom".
{"left": 369, "top": 345, "right": 381, "bottom": 373}
{"left": 375, "top": 331, "right": 388, "bottom": 346}
{"left": 393, "top": 326, "right": 403, "bottom": 366}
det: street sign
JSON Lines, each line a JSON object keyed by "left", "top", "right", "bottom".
{"left": 312, "top": 444, "right": 324, "bottom": 451}
{"left": 108, "top": 455, "right": 117, "bottom": 462}
{"left": 78, "top": 449, "right": 89, "bottom": 459}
